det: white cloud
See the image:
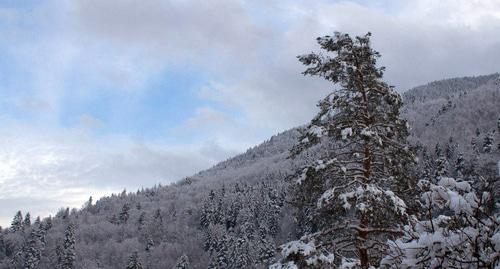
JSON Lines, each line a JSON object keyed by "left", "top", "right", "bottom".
{"left": 0, "top": 119, "right": 225, "bottom": 226}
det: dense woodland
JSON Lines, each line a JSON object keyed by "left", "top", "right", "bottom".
{"left": 0, "top": 33, "right": 499, "bottom": 268}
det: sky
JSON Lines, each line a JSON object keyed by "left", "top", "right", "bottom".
{"left": 0, "top": 0, "right": 500, "bottom": 226}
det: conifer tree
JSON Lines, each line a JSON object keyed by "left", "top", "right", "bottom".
{"left": 274, "top": 32, "right": 415, "bottom": 268}
{"left": 23, "top": 213, "right": 31, "bottom": 228}
{"left": 119, "top": 203, "right": 131, "bottom": 224}
{"left": 22, "top": 230, "right": 42, "bottom": 269}
{"left": 445, "top": 137, "right": 455, "bottom": 160}
{"left": 483, "top": 131, "right": 494, "bottom": 153}
{"left": 434, "top": 156, "right": 448, "bottom": 179}
{"left": 61, "top": 224, "right": 76, "bottom": 269}
{"left": 434, "top": 143, "right": 442, "bottom": 157}
{"left": 153, "top": 209, "right": 163, "bottom": 224}
{"left": 145, "top": 237, "right": 154, "bottom": 253}
{"left": 137, "top": 212, "right": 146, "bottom": 230}
{"left": 174, "top": 254, "right": 191, "bottom": 269}
{"left": 126, "top": 251, "right": 143, "bottom": 269}
{"left": 382, "top": 173, "right": 499, "bottom": 268}
{"left": 471, "top": 136, "right": 478, "bottom": 152}
{"left": 455, "top": 153, "right": 465, "bottom": 177}
{"left": 11, "top": 211, "right": 23, "bottom": 232}
{"left": 34, "top": 216, "right": 41, "bottom": 227}
{"left": 43, "top": 216, "right": 53, "bottom": 231}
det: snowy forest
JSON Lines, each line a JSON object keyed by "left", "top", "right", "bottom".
{"left": 0, "top": 33, "right": 499, "bottom": 269}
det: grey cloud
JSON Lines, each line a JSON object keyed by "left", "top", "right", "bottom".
{"left": 312, "top": 1, "right": 500, "bottom": 90}
{"left": 196, "top": 0, "right": 500, "bottom": 133}
{"left": 71, "top": 0, "right": 270, "bottom": 67}
{"left": 68, "top": 0, "right": 500, "bottom": 142}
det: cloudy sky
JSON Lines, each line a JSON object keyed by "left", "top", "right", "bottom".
{"left": 0, "top": 0, "right": 499, "bottom": 226}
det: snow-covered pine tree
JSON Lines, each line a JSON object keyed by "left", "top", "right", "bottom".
{"left": 11, "top": 211, "right": 23, "bottom": 232}
{"left": 119, "top": 203, "right": 131, "bottom": 224}
{"left": 483, "top": 131, "right": 494, "bottom": 153}
{"left": 137, "top": 212, "right": 146, "bottom": 230}
{"left": 455, "top": 153, "right": 465, "bottom": 178}
{"left": 42, "top": 216, "right": 52, "bottom": 231}
{"left": 382, "top": 175, "right": 499, "bottom": 268}
{"left": 434, "top": 143, "right": 442, "bottom": 157}
{"left": 472, "top": 136, "right": 478, "bottom": 152}
{"left": 145, "top": 237, "right": 154, "bottom": 253}
{"left": 61, "top": 224, "right": 75, "bottom": 269}
{"left": 434, "top": 155, "right": 448, "bottom": 179}
{"left": 34, "top": 216, "right": 41, "bottom": 227}
{"left": 23, "top": 213, "right": 31, "bottom": 228}
{"left": 126, "top": 251, "right": 143, "bottom": 269}
{"left": 174, "top": 254, "right": 190, "bottom": 269}
{"left": 274, "top": 32, "right": 415, "bottom": 268}
{"left": 445, "top": 137, "right": 455, "bottom": 160}
{"left": 0, "top": 232, "right": 5, "bottom": 260}
{"left": 22, "top": 230, "right": 42, "bottom": 269}
{"left": 209, "top": 235, "right": 229, "bottom": 269}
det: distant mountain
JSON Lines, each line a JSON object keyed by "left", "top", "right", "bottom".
{"left": 403, "top": 73, "right": 500, "bottom": 155}
{"left": 1, "top": 74, "right": 498, "bottom": 269}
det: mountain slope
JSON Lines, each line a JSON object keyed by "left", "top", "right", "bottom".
{"left": 403, "top": 73, "right": 500, "bottom": 155}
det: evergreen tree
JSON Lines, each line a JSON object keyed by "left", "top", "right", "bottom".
{"left": 119, "top": 203, "right": 131, "bottom": 224}
{"left": 43, "top": 216, "right": 53, "bottom": 231}
{"left": 174, "top": 254, "right": 190, "bottom": 269}
{"left": 22, "top": 230, "right": 42, "bottom": 269}
{"left": 445, "top": 137, "right": 455, "bottom": 160}
{"left": 455, "top": 153, "right": 465, "bottom": 177}
{"left": 137, "top": 212, "right": 146, "bottom": 230}
{"left": 34, "top": 216, "right": 41, "bottom": 227}
{"left": 274, "top": 32, "right": 415, "bottom": 268}
{"left": 84, "top": 196, "right": 93, "bottom": 212}
{"left": 126, "top": 251, "right": 143, "bottom": 269}
{"left": 61, "top": 224, "right": 76, "bottom": 269}
{"left": 257, "top": 236, "right": 275, "bottom": 266}
{"left": 153, "top": 209, "right": 163, "bottom": 224}
{"left": 145, "top": 237, "right": 154, "bottom": 253}
{"left": 471, "top": 136, "right": 478, "bottom": 152}
{"left": 11, "top": 211, "right": 23, "bottom": 232}
{"left": 434, "top": 156, "right": 448, "bottom": 179}
{"left": 213, "top": 235, "right": 229, "bottom": 268}
{"left": 0, "top": 232, "right": 5, "bottom": 260}
{"left": 23, "top": 213, "right": 31, "bottom": 228}
{"left": 434, "top": 143, "right": 442, "bottom": 157}
{"left": 483, "top": 131, "right": 494, "bottom": 153}
{"left": 383, "top": 175, "right": 499, "bottom": 268}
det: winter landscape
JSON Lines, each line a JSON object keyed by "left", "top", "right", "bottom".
{"left": 1, "top": 1, "right": 500, "bottom": 269}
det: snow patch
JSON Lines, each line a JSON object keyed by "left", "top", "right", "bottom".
{"left": 341, "top": 128, "right": 353, "bottom": 140}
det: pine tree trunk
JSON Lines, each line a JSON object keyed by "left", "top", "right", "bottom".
{"left": 359, "top": 246, "right": 370, "bottom": 269}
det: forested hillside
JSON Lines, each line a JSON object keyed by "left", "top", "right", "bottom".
{"left": 0, "top": 65, "right": 499, "bottom": 269}
{"left": 403, "top": 73, "right": 500, "bottom": 155}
